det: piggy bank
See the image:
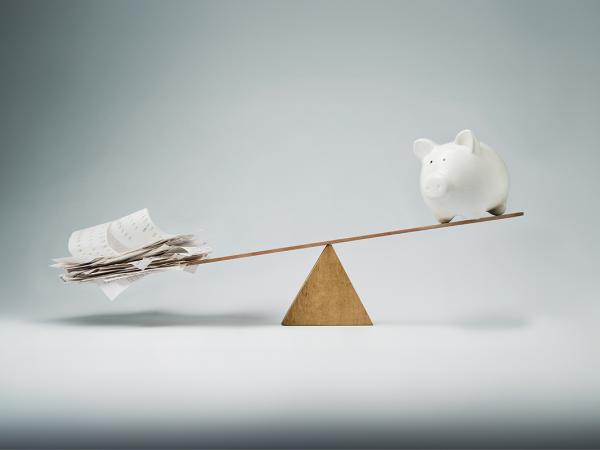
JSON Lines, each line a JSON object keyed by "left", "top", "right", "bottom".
{"left": 413, "top": 129, "right": 509, "bottom": 223}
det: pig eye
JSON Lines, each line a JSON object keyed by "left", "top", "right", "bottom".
{"left": 442, "top": 158, "right": 446, "bottom": 162}
{"left": 429, "top": 160, "right": 433, "bottom": 164}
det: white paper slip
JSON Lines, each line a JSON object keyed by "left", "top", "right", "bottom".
{"left": 68, "top": 208, "right": 169, "bottom": 259}
{"left": 93, "top": 274, "right": 146, "bottom": 301}
{"left": 54, "top": 208, "right": 211, "bottom": 300}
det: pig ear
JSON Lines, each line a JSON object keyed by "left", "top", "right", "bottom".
{"left": 454, "top": 129, "right": 480, "bottom": 153}
{"left": 413, "top": 138, "right": 436, "bottom": 161}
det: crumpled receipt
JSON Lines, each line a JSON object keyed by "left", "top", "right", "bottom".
{"left": 52, "top": 208, "right": 211, "bottom": 300}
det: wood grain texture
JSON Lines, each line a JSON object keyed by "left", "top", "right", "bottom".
{"left": 282, "top": 244, "right": 373, "bottom": 326}
{"left": 197, "top": 212, "right": 524, "bottom": 265}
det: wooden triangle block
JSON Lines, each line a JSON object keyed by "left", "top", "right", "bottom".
{"left": 282, "top": 244, "right": 373, "bottom": 326}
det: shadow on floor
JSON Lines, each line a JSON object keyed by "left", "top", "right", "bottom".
{"left": 43, "top": 309, "right": 276, "bottom": 327}
{"left": 41, "top": 310, "right": 530, "bottom": 330}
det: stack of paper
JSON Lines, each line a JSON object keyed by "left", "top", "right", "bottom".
{"left": 52, "top": 209, "right": 211, "bottom": 300}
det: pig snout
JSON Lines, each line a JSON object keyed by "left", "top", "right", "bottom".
{"left": 422, "top": 174, "right": 448, "bottom": 199}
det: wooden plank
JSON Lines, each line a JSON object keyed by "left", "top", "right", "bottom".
{"left": 197, "top": 212, "right": 524, "bottom": 265}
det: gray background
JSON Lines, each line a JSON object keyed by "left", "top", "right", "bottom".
{"left": 1, "top": 0, "right": 599, "bottom": 448}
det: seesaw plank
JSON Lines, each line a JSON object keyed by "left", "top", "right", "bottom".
{"left": 196, "top": 212, "right": 524, "bottom": 265}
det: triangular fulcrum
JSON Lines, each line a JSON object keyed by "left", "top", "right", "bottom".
{"left": 282, "top": 244, "right": 372, "bottom": 326}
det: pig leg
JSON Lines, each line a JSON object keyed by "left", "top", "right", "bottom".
{"left": 487, "top": 201, "right": 506, "bottom": 216}
{"left": 435, "top": 214, "right": 454, "bottom": 223}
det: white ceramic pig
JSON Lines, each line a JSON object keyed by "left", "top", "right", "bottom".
{"left": 413, "top": 129, "right": 509, "bottom": 223}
